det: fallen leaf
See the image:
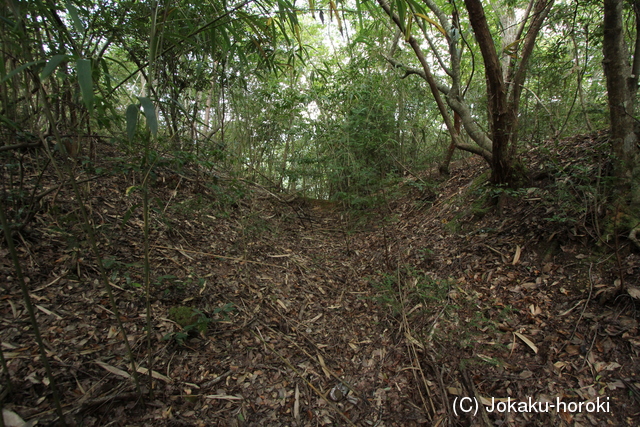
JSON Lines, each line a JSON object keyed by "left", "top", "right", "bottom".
{"left": 604, "top": 362, "right": 621, "bottom": 371}
{"left": 626, "top": 286, "right": 640, "bottom": 299}
{"left": 107, "top": 325, "right": 119, "bottom": 339}
{"left": 512, "top": 245, "right": 522, "bottom": 265}
{"left": 317, "top": 353, "right": 330, "bottom": 378}
{"left": 404, "top": 332, "right": 424, "bottom": 349}
{"left": 447, "top": 387, "right": 463, "bottom": 395}
{"left": 529, "top": 304, "right": 542, "bottom": 316}
{"left": 294, "top": 384, "right": 300, "bottom": 421}
{"left": 95, "top": 360, "right": 131, "bottom": 379}
{"left": 607, "top": 380, "right": 625, "bottom": 390}
{"left": 519, "top": 370, "right": 533, "bottom": 379}
{"left": 204, "top": 394, "right": 242, "bottom": 400}
{"left": 565, "top": 345, "right": 580, "bottom": 355}
{"left": 136, "top": 365, "right": 172, "bottom": 383}
{"left": 35, "top": 304, "right": 62, "bottom": 319}
{"left": 3, "top": 409, "right": 27, "bottom": 427}
{"left": 514, "top": 332, "right": 538, "bottom": 354}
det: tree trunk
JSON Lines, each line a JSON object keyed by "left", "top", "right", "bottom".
{"left": 464, "top": 0, "right": 512, "bottom": 184}
{"left": 603, "top": 0, "right": 640, "bottom": 246}
{"left": 439, "top": 112, "right": 461, "bottom": 175}
{"left": 464, "top": 0, "right": 553, "bottom": 185}
{"left": 603, "top": 0, "right": 639, "bottom": 168}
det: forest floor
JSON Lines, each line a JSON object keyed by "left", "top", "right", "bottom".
{"left": 2, "top": 131, "right": 640, "bottom": 426}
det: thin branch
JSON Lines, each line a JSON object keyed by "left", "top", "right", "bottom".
{"left": 0, "top": 203, "right": 67, "bottom": 424}
{"left": 519, "top": 84, "right": 558, "bottom": 135}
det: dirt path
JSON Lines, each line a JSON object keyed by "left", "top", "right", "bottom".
{"left": 2, "top": 137, "right": 640, "bottom": 425}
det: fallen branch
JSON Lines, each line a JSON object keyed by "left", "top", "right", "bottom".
{"left": 0, "top": 142, "right": 41, "bottom": 152}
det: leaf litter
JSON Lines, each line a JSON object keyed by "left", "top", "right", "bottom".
{"left": 1, "top": 132, "right": 639, "bottom": 425}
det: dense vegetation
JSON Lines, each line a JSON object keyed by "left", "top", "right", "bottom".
{"left": 3, "top": 0, "right": 636, "bottom": 198}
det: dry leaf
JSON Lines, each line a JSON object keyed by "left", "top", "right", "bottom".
{"left": 3, "top": 409, "right": 27, "bottom": 427}
{"left": 317, "top": 353, "right": 330, "bottom": 378}
{"left": 565, "top": 345, "right": 580, "bottom": 355}
{"left": 514, "top": 332, "right": 538, "bottom": 354}
{"left": 95, "top": 360, "right": 131, "bottom": 379}
{"left": 307, "top": 313, "right": 322, "bottom": 323}
{"left": 607, "top": 380, "right": 625, "bottom": 390}
{"left": 107, "top": 326, "right": 119, "bottom": 339}
{"left": 404, "top": 332, "right": 424, "bottom": 349}
{"left": 204, "top": 394, "right": 242, "bottom": 400}
{"left": 447, "top": 386, "right": 463, "bottom": 395}
{"left": 36, "top": 304, "right": 62, "bottom": 319}
{"left": 294, "top": 384, "right": 300, "bottom": 421}
{"left": 519, "top": 370, "right": 533, "bottom": 379}
{"left": 136, "top": 366, "right": 172, "bottom": 383}
{"left": 512, "top": 245, "right": 522, "bottom": 265}
{"left": 626, "top": 286, "right": 640, "bottom": 300}
{"left": 529, "top": 304, "right": 542, "bottom": 316}
{"left": 604, "top": 362, "right": 621, "bottom": 371}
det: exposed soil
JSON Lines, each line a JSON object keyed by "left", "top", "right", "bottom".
{"left": 2, "top": 131, "right": 639, "bottom": 426}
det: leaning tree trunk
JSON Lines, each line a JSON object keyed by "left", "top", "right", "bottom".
{"left": 464, "top": 0, "right": 553, "bottom": 185}
{"left": 464, "top": 0, "right": 512, "bottom": 184}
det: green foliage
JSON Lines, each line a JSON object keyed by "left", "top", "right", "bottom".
{"left": 536, "top": 146, "right": 614, "bottom": 239}
{"left": 76, "top": 59, "right": 94, "bottom": 113}
{"left": 165, "top": 303, "right": 235, "bottom": 346}
{"left": 520, "top": 2, "right": 608, "bottom": 142}
{"left": 165, "top": 306, "right": 210, "bottom": 346}
{"left": 168, "top": 306, "right": 210, "bottom": 332}
{"left": 369, "top": 269, "right": 451, "bottom": 317}
{"left": 102, "top": 257, "right": 145, "bottom": 289}
{"left": 370, "top": 273, "right": 402, "bottom": 315}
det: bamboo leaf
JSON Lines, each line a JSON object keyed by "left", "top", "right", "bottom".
{"left": 355, "top": 0, "right": 363, "bottom": 28}
{"left": 514, "top": 331, "right": 538, "bottom": 354}
{"left": 95, "top": 360, "right": 130, "bottom": 379}
{"left": 512, "top": 244, "right": 522, "bottom": 265}
{"left": 65, "top": 0, "right": 85, "bottom": 33}
{"left": 294, "top": 23, "right": 301, "bottom": 45}
{"left": 414, "top": 13, "right": 446, "bottom": 36}
{"left": 0, "top": 60, "right": 43, "bottom": 84}
{"left": 126, "top": 104, "right": 139, "bottom": 141}
{"left": 135, "top": 365, "right": 172, "bottom": 383}
{"left": 396, "top": 0, "right": 406, "bottom": 29}
{"left": 405, "top": 13, "right": 413, "bottom": 41}
{"left": 333, "top": 1, "right": 343, "bottom": 33}
{"left": 40, "top": 54, "right": 67, "bottom": 80}
{"left": 504, "top": 38, "right": 522, "bottom": 51}
{"left": 137, "top": 97, "right": 158, "bottom": 136}
{"left": 122, "top": 203, "right": 140, "bottom": 226}
{"left": 76, "top": 58, "right": 94, "bottom": 112}
{"left": 0, "top": 16, "right": 16, "bottom": 27}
